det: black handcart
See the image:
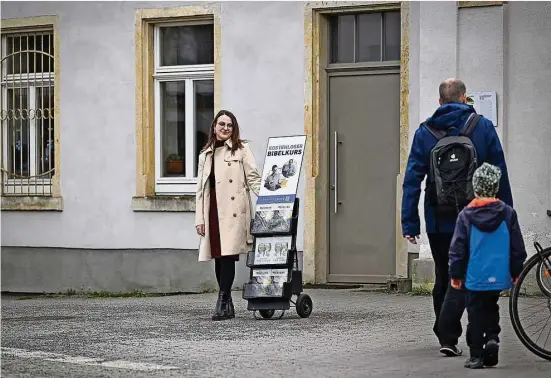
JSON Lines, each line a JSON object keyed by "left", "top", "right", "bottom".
{"left": 242, "top": 197, "right": 313, "bottom": 319}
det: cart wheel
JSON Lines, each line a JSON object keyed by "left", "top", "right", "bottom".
{"left": 259, "top": 309, "right": 275, "bottom": 319}
{"left": 296, "top": 294, "right": 313, "bottom": 318}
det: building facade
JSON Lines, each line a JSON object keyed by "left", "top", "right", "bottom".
{"left": 1, "top": 1, "right": 550, "bottom": 293}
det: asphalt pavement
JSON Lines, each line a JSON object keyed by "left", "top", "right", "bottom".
{"left": 1, "top": 288, "right": 549, "bottom": 377}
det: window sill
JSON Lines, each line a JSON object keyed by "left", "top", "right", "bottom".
{"left": 132, "top": 195, "right": 195, "bottom": 212}
{"left": 1, "top": 196, "right": 63, "bottom": 211}
{"left": 457, "top": 1, "right": 503, "bottom": 8}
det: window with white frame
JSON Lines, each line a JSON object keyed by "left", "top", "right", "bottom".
{"left": 0, "top": 30, "right": 55, "bottom": 196}
{"left": 154, "top": 20, "right": 214, "bottom": 195}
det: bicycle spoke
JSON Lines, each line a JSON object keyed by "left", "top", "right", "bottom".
{"left": 521, "top": 307, "right": 548, "bottom": 320}
{"left": 519, "top": 301, "right": 547, "bottom": 313}
{"left": 541, "top": 257, "right": 551, "bottom": 271}
{"left": 520, "top": 303, "right": 549, "bottom": 321}
{"left": 528, "top": 314, "right": 551, "bottom": 340}
{"left": 543, "top": 324, "right": 551, "bottom": 349}
{"left": 524, "top": 313, "right": 550, "bottom": 331}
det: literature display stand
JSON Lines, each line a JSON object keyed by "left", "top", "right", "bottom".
{"left": 241, "top": 135, "right": 312, "bottom": 319}
{"left": 242, "top": 197, "right": 312, "bottom": 319}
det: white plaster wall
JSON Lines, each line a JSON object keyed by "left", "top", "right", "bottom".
{"left": 0, "top": 1, "right": 306, "bottom": 250}
{"left": 506, "top": 1, "right": 551, "bottom": 250}
{"left": 418, "top": 1, "right": 458, "bottom": 122}
{"left": 414, "top": 1, "right": 459, "bottom": 258}
{"left": 218, "top": 1, "right": 306, "bottom": 250}
{"left": 411, "top": 2, "right": 551, "bottom": 259}
{"left": 458, "top": 6, "right": 505, "bottom": 143}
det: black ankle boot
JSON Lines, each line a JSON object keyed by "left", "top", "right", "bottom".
{"left": 212, "top": 291, "right": 229, "bottom": 321}
{"left": 227, "top": 292, "right": 235, "bottom": 319}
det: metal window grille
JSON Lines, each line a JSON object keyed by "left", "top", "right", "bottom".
{"left": 0, "top": 30, "right": 55, "bottom": 196}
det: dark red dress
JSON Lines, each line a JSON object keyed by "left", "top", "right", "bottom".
{"left": 208, "top": 141, "right": 239, "bottom": 261}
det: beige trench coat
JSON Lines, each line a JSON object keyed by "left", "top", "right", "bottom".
{"left": 195, "top": 140, "right": 261, "bottom": 261}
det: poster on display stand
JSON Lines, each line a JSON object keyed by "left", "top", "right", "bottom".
{"left": 251, "top": 135, "right": 307, "bottom": 235}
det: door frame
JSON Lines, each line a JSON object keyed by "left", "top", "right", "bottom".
{"left": 327, "top": 68, "right": 401, "bottom": 284}
{"left": 303, "top": 1, "right": 411, "bottom": 284}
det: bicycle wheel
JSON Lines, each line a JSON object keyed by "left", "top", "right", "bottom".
{"left": 509, "top": 247, "right": 551, "bottom": 361}
{"left": 537, "top": 255, "right": 551, "bottom": 297}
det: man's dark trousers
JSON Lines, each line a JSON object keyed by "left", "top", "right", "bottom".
{"left": 428, "top": 233, "right": 466, "bottom": 346}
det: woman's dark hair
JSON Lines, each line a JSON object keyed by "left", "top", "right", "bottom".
{"left": 202, "top": 109, "right": 244, "bottom": 154}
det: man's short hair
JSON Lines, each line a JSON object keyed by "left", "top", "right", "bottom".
{"left": 439, "top": 79, "right": 467, "bottom": 103}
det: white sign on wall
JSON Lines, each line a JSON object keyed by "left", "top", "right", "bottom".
{"left": 467, "top": 92, "right": 498, "bottom": 127}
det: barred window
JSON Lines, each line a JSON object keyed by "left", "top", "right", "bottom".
{"left": 1, "top": 30, "right": 55, "bottom": 196}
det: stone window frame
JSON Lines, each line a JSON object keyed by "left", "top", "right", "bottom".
{"left": 133, "top": 5, "right": 221, "bottom": 212}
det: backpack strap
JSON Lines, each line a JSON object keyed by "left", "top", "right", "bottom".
{"left": 424, "top": 123, "right": 447, "bottom": 140}
{"left": 460, "top": 113, "right": 482, "bottom": 137}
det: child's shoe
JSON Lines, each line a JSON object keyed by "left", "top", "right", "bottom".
{"left": 483, "top": 339, "right": 499, "bottom": 367}
{"left": 464, "top": 356, "right": 484, "bottom": 369}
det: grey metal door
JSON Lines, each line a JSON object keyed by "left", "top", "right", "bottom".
{"left": 328, "top": 71, "right": 400, "bottom": 283}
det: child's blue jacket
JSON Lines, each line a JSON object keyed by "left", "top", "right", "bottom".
{"left": 448, "top": 199, "right": 527, "bottom": 291}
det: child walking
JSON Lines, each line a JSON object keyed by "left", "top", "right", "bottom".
{"left": 448, "top": 163, "right": 527, "bottom": 369}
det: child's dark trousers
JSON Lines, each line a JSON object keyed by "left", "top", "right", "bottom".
{"left": 466, "top": 290, "right": 502, "bottom": 357}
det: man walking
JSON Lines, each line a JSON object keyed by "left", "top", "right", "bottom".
{"left": 401, "top": 78, "right": 513, "bottom": 356}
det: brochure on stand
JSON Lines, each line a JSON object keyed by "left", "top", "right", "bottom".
{"left": 249, "top": 268, "right": 289, "bottom": 297}
{"left": 252, "top": 135, "right": 306, "bottom": 234}
{"left": 253, "top": 236, "right": 293, "bottom": 265}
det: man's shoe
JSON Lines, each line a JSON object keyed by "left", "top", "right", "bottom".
{"left": 464, "top": 356, "right": 484, "bottom": 369}
{"left": 483, "top": 339, "right": 499, "bottom": 367}
{"left": 211, "top": 292, "right": 229, "bottom": 321}
{"left": 440, "top": 345, "right": 463, "bottom": 357}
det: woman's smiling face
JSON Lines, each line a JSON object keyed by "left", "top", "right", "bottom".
{"left": 215, "top": 114, "right": 233, "bottom": 141}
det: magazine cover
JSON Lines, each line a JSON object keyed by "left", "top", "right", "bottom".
{"left": 253, "top": 236, "right": 292, "bottom": 265}
{"left": 252, "top": 135, "right": 306, "bottom": 234}
{"left": 251, "top": 208, "right": 293, "bottom": 234}
{"left": 250, "top": 268, "right": 289, "bottom": 296}
{"left": 258, "top": 135, "right": 306, "bottom": 197}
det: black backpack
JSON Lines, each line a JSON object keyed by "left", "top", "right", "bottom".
{"left": 425, "top": 113, "right": 481, "bottom": 215}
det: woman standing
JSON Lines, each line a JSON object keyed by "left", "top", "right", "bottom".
{"left": 195, "top": 110, "right": 261, "bottom": 321}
